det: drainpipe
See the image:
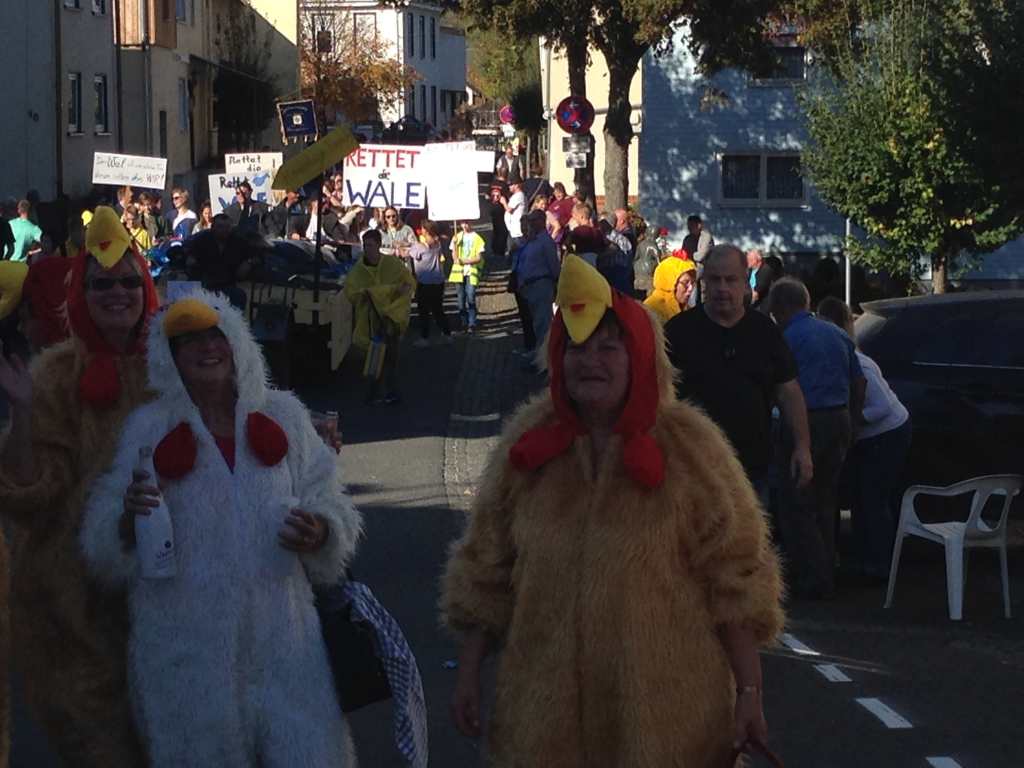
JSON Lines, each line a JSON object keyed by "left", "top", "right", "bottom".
{"left": 53, "top": 0, "right": 64, "bottom": 197}
{"left": 544, "top": 41, "right": 552, "bottom": 180}
{"left": 113, "top": 0, "right": 124, "bottom": 151}
{"left": 141, "top": 0, "right": 152, "bottom": 154}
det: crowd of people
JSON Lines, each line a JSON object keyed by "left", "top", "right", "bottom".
{"left": 0, "top": 144, "right": 914, "bottom": 767}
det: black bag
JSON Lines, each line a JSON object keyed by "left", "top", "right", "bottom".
{"left": 315, "top": 583, "right": 392, "bottom": 713}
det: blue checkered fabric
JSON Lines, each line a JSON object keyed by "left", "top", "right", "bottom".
{"left": 342, "top": 581, "right": 429, "bottom": 768}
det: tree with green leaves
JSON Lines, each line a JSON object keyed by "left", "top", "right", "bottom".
{"left": 799, "top": 0, "right": 1024, "bottom": 292}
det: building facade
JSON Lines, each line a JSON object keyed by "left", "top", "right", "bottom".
{"left": 299, "top": 0, "right": 467, "bottom": 132}
{"left": 640, "top": 26, "right": 844, "bottom": 257}
{"left": 539, "top": 41, "right": 642, "bottom": 203}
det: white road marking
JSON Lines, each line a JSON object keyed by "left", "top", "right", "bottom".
{"left": 450, "top": 413, "right": 501, "bottom": 423}
{"left": 814, "top": 663, "right": 852, "bottom": 682}
{"left": 926, "top": 759, "right": 964, "bottom": 768}
{"left": 779, "top": 633, "right": 821, "bottom": 656}
{"left": 856, "top": 697, "right": 913, "bottom": 729}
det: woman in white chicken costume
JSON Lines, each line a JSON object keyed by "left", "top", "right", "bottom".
{"left": 81, "top": 288, "right": 362, "bottom": 767}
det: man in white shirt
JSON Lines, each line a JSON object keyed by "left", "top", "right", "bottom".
{"left": 502, "top": 175, "right": 527, "bottom": 252}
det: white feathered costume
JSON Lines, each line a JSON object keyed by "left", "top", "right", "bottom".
{"left": 80, "top": 288, "right": 362, "bottom": 767}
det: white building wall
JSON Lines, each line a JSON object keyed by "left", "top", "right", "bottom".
{"left": 0, "top": 0, "right": 58, "bottom": 200}
{"left": 640, "top": 28, "right": 846, "bottom": 254}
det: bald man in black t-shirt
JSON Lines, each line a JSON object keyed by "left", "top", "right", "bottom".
{"left": 665, "top": 244, "right": 813, "bottom": 506}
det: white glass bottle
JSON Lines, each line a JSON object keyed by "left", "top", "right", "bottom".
{"left": 134, "top": 446, "right": 177, "bottom": 579}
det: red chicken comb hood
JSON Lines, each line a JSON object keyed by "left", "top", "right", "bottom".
{"left": 510, "top": 259, "right": 668, "bottom": 489}
{"left": 66, "top": 209, "right": 159, "bottom": 407}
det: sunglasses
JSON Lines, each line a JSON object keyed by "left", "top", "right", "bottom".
{"left": 87, "top": 275, "right": 144, "bottom": 292}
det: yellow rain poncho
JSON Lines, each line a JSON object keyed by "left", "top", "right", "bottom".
{"left": 643, "top": 257, "right": 696, "bottom": 324}
{"left": 343, "top": 253, "right": 416, "bottom": 348}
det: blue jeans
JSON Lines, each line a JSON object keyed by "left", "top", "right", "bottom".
{"left": 455, "top": 278, "right": 477, "bottom": 329}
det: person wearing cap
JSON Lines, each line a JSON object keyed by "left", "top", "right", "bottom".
{"left": 442, "top": 255, "right": 784, "bottom": 766}
{"left": 644, "top": 254, "right": 697, "bottom": 324}
{"left": 0, "top": 205, "right": 160, "bottom": 767}
{"left": 80, "top": 288, "right": 362, "bottom": 766}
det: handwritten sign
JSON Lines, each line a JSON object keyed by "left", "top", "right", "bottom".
{"left": 225, "top": 152, "right": 283, "bottom": 177}
{"left": 208, "top": 172, "right": 274, "bottom": 216}
{"left": 92, "top": 152, "right": 167, "bottom": 190}
{"left": 342, "top": 144, "right": 426, "bottom": 209}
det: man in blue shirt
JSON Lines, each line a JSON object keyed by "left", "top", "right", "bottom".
{"left": 771, "top": 278, "right": 866, "bottom": 599}
{"left": 513, "top": 209, "right": 561, "bottom": 371}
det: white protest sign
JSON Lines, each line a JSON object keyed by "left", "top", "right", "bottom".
{"left": 424, "top": 142, "right": 483, "bottom": 221}
{"left": 208, "top": 172, "right": 274, "bottom": 216}
{"left": 92, "top": 152, "right": 167, "bottom": 190}
{"left": 225, "top": 152, "right": 283, "bottom": 177}
{"left": 342, "top": 144, "right": 427, "bottom": 209}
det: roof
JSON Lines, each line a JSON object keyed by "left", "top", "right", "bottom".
{"left": 863, "top": 289, "right": 1024, "bottom": 315}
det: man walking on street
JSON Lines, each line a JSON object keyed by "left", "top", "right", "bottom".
{"left": 516, "top": 210, "right": 561, "bottom": 370}
{"left": 682, "top": 214, "right": 713, "bottom": 304}
{"left": 665, "top": 244, "right": 813, "bottom": 510}
{"left": 770, "top": 278, "right": 866, "bottom": 599}
{"left": 748, "top": 248, "right": 776, "bottom": 310}
{"left": 495, "top": 145, "right": 524, "bottom": 180}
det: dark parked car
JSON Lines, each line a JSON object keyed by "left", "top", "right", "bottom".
{"left": 856, "top": 290, "right": 1024, "bottom": 485}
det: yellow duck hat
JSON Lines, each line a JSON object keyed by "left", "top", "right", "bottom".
{"left": 0, "top": 261, "right": 30, "bottom": 321}
{"left": 163, "top": 297, "right": 221, "bottom": 339}
{"left": 555, "top": 254, "right": 613, "bottom": 344}
{"left": 84, "top": 205, "right": 133, "bottom": 269}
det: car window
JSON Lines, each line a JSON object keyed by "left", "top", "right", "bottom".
{"left": 914, "top": 301, "right": 1023, "bottom": 368}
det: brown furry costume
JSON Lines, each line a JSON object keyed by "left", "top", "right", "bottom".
{"left": 0, "top": 219, "right": 157, "bottom": 767}
{"left": 1, "top": 343, "right": 150, "bottom": 767}
{"left": 441, "top": 281, "right": 785, "bottom": 767}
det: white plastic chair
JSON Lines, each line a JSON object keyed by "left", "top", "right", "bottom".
{"left": 884, "top": 474, "right": 1022, "bottom": 620}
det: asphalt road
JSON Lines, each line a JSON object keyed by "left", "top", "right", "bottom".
{"left": 8, "top": 246, "right": 1024, "bottom": 768}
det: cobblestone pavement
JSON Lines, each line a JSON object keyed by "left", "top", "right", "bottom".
{"left": 443, "top": 261, "right": 545, "bottom": 514}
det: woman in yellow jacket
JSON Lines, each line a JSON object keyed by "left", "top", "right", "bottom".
{"left": 644, "top": 254, "right": 697, "bottom": 324}
{"left": 449, "top": 221, "right": 486, "bottom": 333}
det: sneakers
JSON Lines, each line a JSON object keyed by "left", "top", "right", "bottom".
{"left": 383, "top": 392, "right": 402, "bottom": 406}
{"left": 412, "top": 337, "right": 431, "bottom": 349}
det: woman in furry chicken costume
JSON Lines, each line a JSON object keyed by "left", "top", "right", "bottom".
{"left": 442, "top": 255, "right": 785, "bottom": 767}
{"left": 81, "top": 289, "right": 361, "bottom": 767}
{"left": 0, "top": 207, "right": 159, "bottom": 767}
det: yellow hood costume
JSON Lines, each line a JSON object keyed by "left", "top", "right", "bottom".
{"left": 343, "top": 252, "right": 416, "bottom": 348}
{"left": 441, "top": 258, "right": 784, "bottom": 767}
{"left": 643, "top": 256, "right": 696, "bottom": 324}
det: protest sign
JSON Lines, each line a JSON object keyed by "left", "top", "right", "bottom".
{"left": 342, "top": 144, "right": 426, "bottom": 209}
{"left": 225, "top": 152, "right": 283, "bottom": 176}
{"left": 92, "top": 153, "right": 167, "bottom": 190}
{"left": 208, "top": 171, "right": 274, "bottom": 216}
{"left": 423, "top": 142, "right": 485, "bottom": 221}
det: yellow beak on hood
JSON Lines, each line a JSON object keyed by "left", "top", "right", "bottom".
{"left": 163, "top": 298, "right": 220, "bottom": 339}
{"left": 0, "top": 261, "right": 29, "bottom": 321}
{"left": 85, "top": 205, "right": 133, "bottom": 269}
{"left": 555, "top": 254, "right": 613, "bottom": 344}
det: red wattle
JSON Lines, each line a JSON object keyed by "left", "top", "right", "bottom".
{"left": 154, "top": 422, "right": 198, "bottom": 480}
{"left": 246, "top": 412, "right": 289, "bottom": 466}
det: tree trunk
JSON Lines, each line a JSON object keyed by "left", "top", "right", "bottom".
{"left": 565, "top": 39, "right": 594, "bottom": 204}
{"left": 932, "top": 250, "right": 949, "bottom": 294}
{"left": 602, "top": 58, "right": 639, "bottom": 212}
